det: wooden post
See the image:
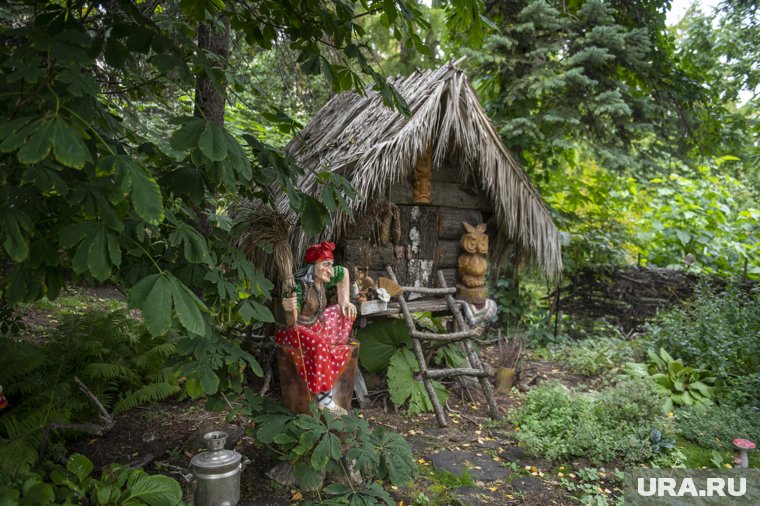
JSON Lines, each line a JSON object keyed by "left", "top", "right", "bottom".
{"left": 553, "top": 282, "right": 561, "bottom": 338}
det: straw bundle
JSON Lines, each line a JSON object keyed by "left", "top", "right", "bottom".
{"left": 233, "top": 204, "right": 296, "bottom": 297}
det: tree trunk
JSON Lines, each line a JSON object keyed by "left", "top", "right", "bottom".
{"left": 193, "top": 17, "right": 229, "bottom": 240}
{"left": 194, "top": 18, "right": 229, "bottom": 126}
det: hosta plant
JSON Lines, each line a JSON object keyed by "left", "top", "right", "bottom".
{"left": 624, "top": 348, "right": 717, "bottom": 413}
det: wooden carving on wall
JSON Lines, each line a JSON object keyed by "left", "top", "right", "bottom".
{"left": 456, "top": 222, "right": 488, "bottom": 304}
{"left": 412, "top": 145, "right": 432, "bottom": 204}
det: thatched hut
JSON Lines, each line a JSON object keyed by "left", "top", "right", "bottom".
{"left": 273, "top": 62, "right": 562, "bottom": 289}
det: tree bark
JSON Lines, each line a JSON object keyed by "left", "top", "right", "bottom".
{"left": 193, "top": 17, "right": 229, "bottom": 241}
{"left": 194, "top": 18, "right": 229, "bottom": 127}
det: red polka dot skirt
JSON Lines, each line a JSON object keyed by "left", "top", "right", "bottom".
{"left": 275, "top": 305, "right": 354, "bottom": 394}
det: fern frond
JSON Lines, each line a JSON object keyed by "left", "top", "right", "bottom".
{"left": 134, "top": 342, "right": 176, "bottom": 370}
{"left": 0, "top": 338, "right": 48, "bottom": 388}
{"left": 83, "top": 363, "right": 141, "bottom": 385}
{"left": 146, "top": 367, "right": 180, "bottom": 385}
{"left": 1, "top": 411, "right": 46, "bottom": 440}
{"left": 112, "top": 383, "right": 181, "bottom": 415}
{"left": 0, "top": 436, "right": 39, "bottom": 478}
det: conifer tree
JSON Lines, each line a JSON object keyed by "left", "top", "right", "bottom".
{"left": 467, "top": 0, "right": 718, "bottom": 174}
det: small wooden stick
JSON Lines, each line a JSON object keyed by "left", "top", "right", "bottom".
{"left": 39, "top": 377, "right": 115, "bottom": 456}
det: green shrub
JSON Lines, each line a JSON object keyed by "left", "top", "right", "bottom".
{"left": 676, "top": 404, "right": 760, "bottom": 451}
{"left": 644, "top": 286, "right": 760, "bottom": 405}
{"left": 511, "top": 380, "right": 668, "bottom": 465}
{"left": 0, "top": 453, "right": 183, "bottom": 506}
{"left": 0, "top": 310, "right": 180, "bottom": 479}
{"left": 538, "top": 336, "right": 645, "bottom": 377}
{"left": 251, "top": 398, "right": 416, "bottom": 502}
{"left": 624, "top": 348, "right": 717, "bottom": 413}
{"left": 594, "top": 379, "right": 664, "bottom": 429}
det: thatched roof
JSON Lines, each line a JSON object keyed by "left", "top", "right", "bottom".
{"left": 277, "top": 62, "right": 562, "bottom": 279}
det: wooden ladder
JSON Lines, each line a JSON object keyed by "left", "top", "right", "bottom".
{"left": 386, "top": 266, "right": 500, "bottom": 427}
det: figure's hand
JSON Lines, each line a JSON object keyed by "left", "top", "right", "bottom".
{"left": 340, "top": 301, "right": 357, "bottom": 320}
{"left": 282, "top": 296, "right": 298, "bottom": 312}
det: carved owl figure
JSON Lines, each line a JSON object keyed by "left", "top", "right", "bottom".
{"left": 458, "top": 222, "right": 488, "bottom": 288}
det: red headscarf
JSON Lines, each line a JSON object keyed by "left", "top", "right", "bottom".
{"left": 303, "top": 241, "right": 335, "bottom": 264}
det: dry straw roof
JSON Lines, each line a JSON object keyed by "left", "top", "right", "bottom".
{"left": 279, "top": 61, "right": 562, "bottom": 278}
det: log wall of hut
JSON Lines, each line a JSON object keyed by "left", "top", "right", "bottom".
{"left": 341, "top": 162, "right": 491, "bottom": 290}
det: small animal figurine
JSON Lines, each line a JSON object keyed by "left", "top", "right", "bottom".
{"left": 456, "top": 222, "right": 489, "bottom": 304}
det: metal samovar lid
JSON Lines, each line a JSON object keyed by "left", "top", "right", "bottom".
{"left": 191, "top": 431, "right": 242, "bottom": 471}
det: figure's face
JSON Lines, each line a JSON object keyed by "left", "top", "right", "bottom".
{"left": 314, "top": 259, "right": 334, "bottom": 284}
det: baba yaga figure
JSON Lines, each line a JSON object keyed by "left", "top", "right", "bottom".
{"left": 276, "top": 241, "right": 357, "bottom": 414}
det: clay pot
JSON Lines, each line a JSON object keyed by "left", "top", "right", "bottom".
{"left": 277, "top": 342, "right": 360, "bottom": 414}
{"left": 495, "top": 366, "right": 516, "bottom": 394}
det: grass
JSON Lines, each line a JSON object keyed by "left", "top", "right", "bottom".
{"left": 678, "top": 439, "right": 760, "bottom": 469}
{"left": 14, "top": 286, "right": 126, "bottom": 341}
{"left": 32, "top": 287, "right": 124, "bottom": 313}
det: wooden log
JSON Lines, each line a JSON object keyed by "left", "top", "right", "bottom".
{"left": 425, "top": 368, "right": 491, "bottom": 379}
{"left": 439, "top": 268, "right": 457, "bottom": 287}
{"left": 436, "top": 240, "right": 459, "bottom": 269}
{"left": 401, "top": 286, "right": 456, "bottom": 295}
{"left": 398, "top": 205, "right": 438, "bottom": 259}
{"left": 437, "top": 208, "right": 485, "bottom": 240}
{"left": 431, "top": 163, "right": 464, "bottom": 183}
{"left": 411, "top": 329, "right": 478, "bottom": 341}
{"left": 344, "top": 239, "right": 396, "bottom": 268}
{"left": 390, "top": 182, "right": 490, "bottom": 210}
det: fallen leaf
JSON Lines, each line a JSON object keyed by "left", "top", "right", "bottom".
{"left": 488, "top": 487, "right": 498, "bottom": 492}
{"left": 291, "top": 491, "right": 303, "bottom": 501}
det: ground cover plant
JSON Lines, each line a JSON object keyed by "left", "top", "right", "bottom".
{"left": 676, "top": 404, "right": 760, "bottom": 452}
{"left": 0, "top": 453, "right": 183, "bottom": 506}
{"left": 535, "top": 335, "right": 644, "bottom": 378}
{"left": 510, "top": 379, "right": 670, "bottom": 465}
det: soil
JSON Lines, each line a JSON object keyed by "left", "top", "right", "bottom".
{"left": 15, "top": 289, "right": 603, "bottom": 505}
{"left": 63, "top": 350, "right": 587, "bottom": 506}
